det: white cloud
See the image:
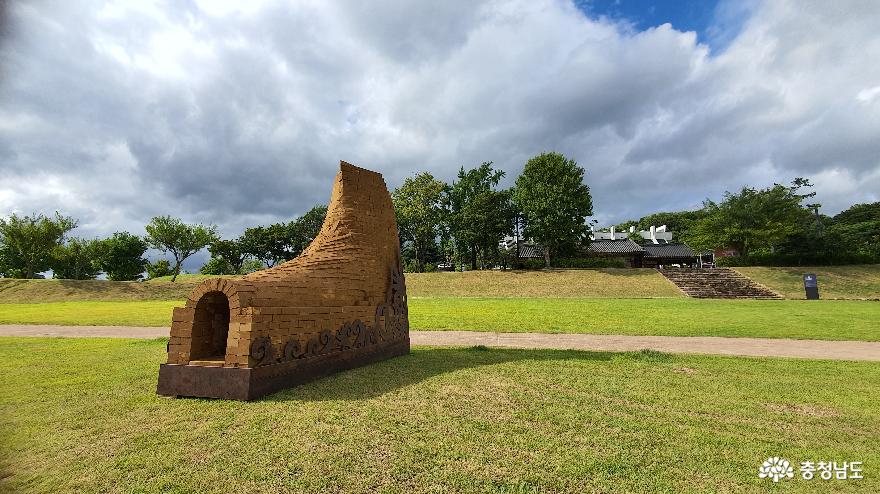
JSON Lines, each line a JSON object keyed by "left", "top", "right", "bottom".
{"left": 857, "top": 86, "right": 880, "bottom": 103}
{"left": 0, "top": 0, "right": 878, "bottom": 254}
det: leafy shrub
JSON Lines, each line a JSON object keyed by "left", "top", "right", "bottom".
{"left": 98, "top": 232, "right": 148, "bottom": 281}
{"left": 146, "top": 259, "right": 173, "bottom": 279}
{"left": 200, "top": 257, "right": 236, "bottom": 275}
{"left": 241, "top": 258, "right": 265, "bottom": 274}
{"left": 51, "top": 238, "right": 102, "bottom": 280}
{"left": 403, "top": 258, "right": 420, "bottom": 273}
{"left": 201, "top": 257, "right": 265, "bottom": 275}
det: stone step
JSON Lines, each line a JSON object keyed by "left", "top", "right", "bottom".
{"left": 659, "top": 268, "right": 783, "bottom": 300}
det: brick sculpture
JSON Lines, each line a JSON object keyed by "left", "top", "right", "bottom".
{"left": 156, "top": 162, "right": 410, "bottom": 400}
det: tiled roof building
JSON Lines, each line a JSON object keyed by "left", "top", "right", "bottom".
{"left": 587, "top": 239, "right": 645, "bottom": 254}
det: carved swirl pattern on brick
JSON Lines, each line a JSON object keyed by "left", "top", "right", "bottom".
{"left": 252, "top": 264, "right": 408, "bottom": 367}
{"left": 250, "top": 336, "right": 274, "bottom": 366}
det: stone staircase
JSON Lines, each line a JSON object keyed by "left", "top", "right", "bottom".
{"left": 659, "top": 268, "right": 783, "bottom": 299}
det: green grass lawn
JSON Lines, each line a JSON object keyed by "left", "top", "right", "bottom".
{"left": 1, "top": 337, "right": 877, "bottom": 493}
{"left": 0, "top": 300, "right": 181, "bottom": 326}
{"left": 412, "top": 298, "right": 880, "bottom": 341}
{"left": 735, "top": 265, "right": 880, "bottom": 300}
{"left": 1, "top": 298, "right": 877, "bottom": 341}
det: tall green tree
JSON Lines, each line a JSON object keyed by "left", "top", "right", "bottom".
{"left": 513, "top": 152, "right": 593, "bottom": 268}
{"left": 241, "top": 223, "right": 291, "bottom": 268}
{"left": 828, "top": 221, "right": 880, "bottom": 257}
{"left": 392, "top": 172, "right": 447, "bottom": 272}
{"left": 199, "top": 257, "right": 236, "bottom": 276}
{"left": 688, "top": 179, "right": 816, "bottom": 256}
{"left": 832, "top": 202, "right": 880, "bottom": 225}
{"left": 640, "top": 211, "right": 705, "bottom": 238}
{"left": 443, "top": 163, "right": 515, "bottom": 270}
{"left": 826, "top": 201, "right": 880, "bottom": 257}
{"left": 206, "top": 238, "right": 248, "bottom": 275}
{"left": 289, "top": 205, "right": 328, "bottom": 255}
{"left": 98, "top": 232, "right": 148, "bottom": 281}
{"left": 241, "top": 205, "right": 327, "bottom": 267}
{"left": 0, "top": 247, "right": 9, "bottom": 278}
{"left": 0, "top": 212, "right": 77, "bottom": 278}
{"left": 615, "top": 210, "right": 707, "bottom": 244}
{"left": 145, "top": 216, "right": 217, "bottom": 282}
{"left": 51, "top": 237, "right": 103, "bottom": 280}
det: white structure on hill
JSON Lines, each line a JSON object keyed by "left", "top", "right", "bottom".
{"left": 591, "top": 225, "right": 673, "bottom": 244}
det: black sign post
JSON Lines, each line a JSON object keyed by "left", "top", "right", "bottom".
{"left": 803, "top": 273, "right": 819, "bottom": 300}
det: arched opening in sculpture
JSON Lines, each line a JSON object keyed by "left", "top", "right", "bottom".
{"left": 189, "top": 291, "right": 230, "bottom": 364}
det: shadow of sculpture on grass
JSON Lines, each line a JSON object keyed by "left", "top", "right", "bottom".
{"left": 262, "top": 346, "right": 618, "bottom": 403}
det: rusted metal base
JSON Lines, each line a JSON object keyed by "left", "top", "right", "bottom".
{"left": 157, "top": 338, "right": 410, "bottom": 401}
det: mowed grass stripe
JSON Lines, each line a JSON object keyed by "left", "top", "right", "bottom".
{"left": 1, "top": 337, "right": 878, "bottom": 493}
{"left": 0, "top": 301, "right": 181, "bottom": 327}
{"left": 1, "top": 298, "right": 877, "bottom": 341}
{"left": 411, "top": 297, "right": 880, "bottom": 341}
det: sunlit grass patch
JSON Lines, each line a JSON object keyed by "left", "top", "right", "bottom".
{"left": 0, "top": 337, "right": 877, "bottom": 493}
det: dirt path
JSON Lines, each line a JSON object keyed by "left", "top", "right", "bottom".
{"left": 1, "top": 325, "right": 878, "bottom": 361}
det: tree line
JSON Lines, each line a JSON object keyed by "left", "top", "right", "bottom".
{"left": 393, "top": 167, "right": 879, "bottom": 271}
{"left": 2, "top": 153, "right": 877, "bottom": 280}
{"left": 393, "top": 153, "right": 593, "bottom": 271}
{"left": 614, "top": 179, "right": 880, "bottom": 265}
{"left": 0, "top": 152, "right": 594, "bottom": 280}
{"left": 0, "top": 205, "right": 328, "bottom": 282}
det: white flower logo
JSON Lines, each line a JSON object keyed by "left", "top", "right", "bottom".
{"left": 759, "top": 457, "right": 794, "bottom": 482}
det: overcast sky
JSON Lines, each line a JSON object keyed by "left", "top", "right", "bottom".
{"left": 2, "top": 0, "right": 879, "bottom": 254}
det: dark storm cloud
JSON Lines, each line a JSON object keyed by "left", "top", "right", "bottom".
{"left": 1, "top": 0, "right": 878, "bottom": 249}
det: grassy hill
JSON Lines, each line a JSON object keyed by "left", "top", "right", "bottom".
{"left": 734, "top": 265, "right": 880, "bottom": 299}
{"left": 406, "top": 269, "right": 682, "bottom": 298}
{"left": 0, "top": 277, "right": 206, "bottom": 303}
{"left": 0, "top": 269, "right": 682, "bottom": 303}
{"left": 2, "top": 266, "right": 879, "bottom": 303}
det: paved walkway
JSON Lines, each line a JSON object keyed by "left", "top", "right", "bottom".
{"left": 3, "top": 325, "right": 879, "bottom": 361}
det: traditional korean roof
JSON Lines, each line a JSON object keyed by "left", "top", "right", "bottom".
{"left": 517, "top": 243, "right": 544, "bottom": 258}
{"left": 643, "top": 243, "right": 696, "bottom": 259}
{"left": 587, "top": 239, "right": 645, "bottom": 254}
